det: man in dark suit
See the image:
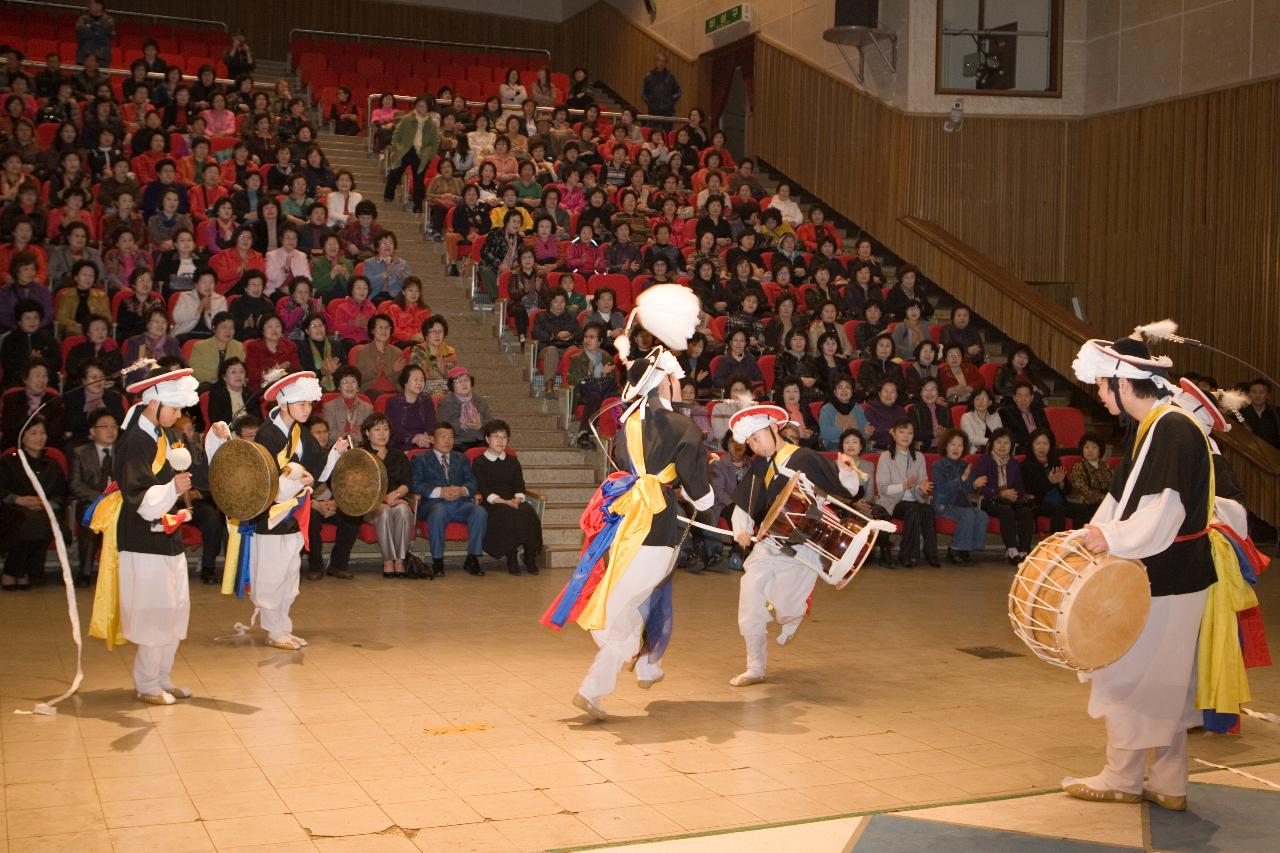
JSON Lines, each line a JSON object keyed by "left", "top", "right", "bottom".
{"left": 1000, "top": 381, "right": 1050, "bottom": 453}
{"left": 1242, "top": 379, "right": 1280, "bottom": 449}
{"left": 411, "top": 421, "right": 487, "bottom": 576}
{"left": 68, "top": 406, "right": 118, "bottom": 587}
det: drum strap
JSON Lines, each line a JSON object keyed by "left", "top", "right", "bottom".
{"left": 764, "top": 443, "right": 800, "bottom": 487}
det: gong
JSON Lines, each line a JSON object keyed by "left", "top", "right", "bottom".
{"left": 209, "top": 438, "right": 279, "bottom": 520}
{"left": 331, "top": 448, "right": 389, "bottom": 517}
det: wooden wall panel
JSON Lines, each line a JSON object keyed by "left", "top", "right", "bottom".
{"left": 1074, "top": 79, "right": 1280, "bottom": 385}
{"left": 751, "top": 38, "right": 1077, "bottom": 286}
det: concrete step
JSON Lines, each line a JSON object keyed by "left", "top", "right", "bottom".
{"left": 508, "top": 430, "right": 571, "bottom": 449}
{"left": 507, "top": 449, "right": 592, "bottom": 466}
{"left": 530, "top": 484, "right": 599, "bottom": 503}
{"left": 522, "top": 464, "right": 598, "bottom": 485}
{"left": 486, "top": 405, "right": 558, "bottom": 423}
{"left": 546, "top": 546, "right": 584, "bottom": 570}
{"left": 542, "top": 524, "right": 586, "bottom": 547}
{"left": 541, "top": 502, "right": 584, "bottom": 524}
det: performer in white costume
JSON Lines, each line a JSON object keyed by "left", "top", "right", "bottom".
{"left": 541, "top": 285, "right": 713, "bottom": 721}
{"left": 103, "top": 368, "right": 204, "bottom": 704}
{"left": 726, "top": 404, "right": 874, "bottom": 686}
{"left": 1063, "top": 332, "right": 1248, "bottom": 811}
{"left": 207, "top": 370, "right": 348, "bottom": 650}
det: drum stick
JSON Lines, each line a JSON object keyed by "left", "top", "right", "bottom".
{"left": 676, "top": 515, "right": 736, "bottom": 537}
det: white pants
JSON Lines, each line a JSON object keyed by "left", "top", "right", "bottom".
{"left": 118, "top": 552, "right": 189, "bottom": 694}
{"left": 579, "top": 545, "right": 676, "bottom": 703}
{"left": 1083, "top": 588, "right": 1208, "bottom": 794}
{"left": 737, "top": 539, "right": 819, "bottom": 676}
{"left": 250, "top": 532, "right": 302, "bottom": 640}
{"left": 133, "top": 641, "right": 180, "bottom": 695}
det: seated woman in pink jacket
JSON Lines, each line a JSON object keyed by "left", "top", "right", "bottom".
{"left": 560, "top": 222, "right": 605, "bottom": 276}
{"left": 330, "top": 275, "right": 377, "bottom": 343}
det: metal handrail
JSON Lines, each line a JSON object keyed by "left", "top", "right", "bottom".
{"left": 287, "top": 28, "right": 550, "bottom": 64}
{"left": 0, "top": 0, "right": 227, "bottom": 31}
{"left": 19, "top": 57, "right": 276, "bottom": 90}
{"left": 362, "top": 94, "right": 670, "bottom": 156}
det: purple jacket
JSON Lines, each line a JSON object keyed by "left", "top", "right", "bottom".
{"left": 971, "top": 452, "right": 1027, "bottom": 502}
{"left": 864, "top": 400, "right": 907, "bottom": 451}
{"left": 0, "top": 282, "right": 55, "bottom": 333}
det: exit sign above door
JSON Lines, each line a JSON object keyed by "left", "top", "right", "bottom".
{"left": 705, "top": 4, "right": 752, "bottom": 36}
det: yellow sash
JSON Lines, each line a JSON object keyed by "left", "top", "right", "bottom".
{"left": 764, "top": 442, "right": 801, "bottom": 487}
{"left": 88, "top": 431, "right": 169, "bottom": 650}
{"left": 1133, "top": 404, "right": 1255, "bottom": 714}
{"left": 575, "top": 416, "right": 677, "bottom": 631}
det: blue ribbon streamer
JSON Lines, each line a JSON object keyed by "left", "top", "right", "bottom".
{"left": 234, "top": 521, "right": 256, "bottom": 599}
{"left": 548, "top": 474, "right": 636, "bottom": 628}
{"left": 81, "top": 484, "right": 116, "bottom": 526}
{"left": 639, "top": 575, "right": 674, "bottom": 660}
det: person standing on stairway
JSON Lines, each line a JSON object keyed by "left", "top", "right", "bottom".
{"left": 641, "top": 52, "right": 682, "bottom": 130}
{"left": 384, "top": 96, "right": 438, "bottom": 215}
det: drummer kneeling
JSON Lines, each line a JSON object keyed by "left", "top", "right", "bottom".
{"left": 727, "top": 405, "right": 871, "bottom": 687}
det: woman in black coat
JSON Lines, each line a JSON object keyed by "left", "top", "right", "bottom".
{"left": 0, "top": 415, "right": 66, "bottom": 589}
{"left": 470, "top": 419, "right": 542, "bottom": 575}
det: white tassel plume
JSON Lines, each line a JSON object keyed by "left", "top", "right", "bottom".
{"left": 1217, "top": 389, "right": 1249, "bottom": 423}
{"left": 1133, "top": 319, "right": 1180, "bottom": 343}
{"left": 261, "top": 366, "right": 288, "bottom": 389}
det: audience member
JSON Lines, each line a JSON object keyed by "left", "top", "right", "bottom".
{"left": 436, "top": 366, "right": 492, "bottom": 450}
{"left": 295, "top": 312, "right": 346, "bottom": 391}
{"left": 411, "top": 421, "right": 487, "bottom": 575}
{"left": 65, "top": 315, "right": 121, "bottom": 381}
{"left": 61, "top": 359, "right": 123, "bottom": 444}
{"left": 2, "top": 299, "right": 59, "bottom": 384}
{"left": 68, "top": 405, "right": 117, "bottom": 586}
{"left": 353, "top": 314, "right": 403, "bottom": 398}
{"left": 875, "top": 419, "right": 939, "bottom": 567}
{"left": 471, "top": 419, "right": 542, "bottom": 575}
{"left": 0, "top": 415, "right": 64, "bottom": 589}
{"left": 385, "top": 364, "right": 437, "bottom": 453}
{"left": 1067, "top": 433, "right": 1112, "bottom": 520}
{"left": 908, "top": 379, "right": 952, "bottom": 452}
{"left": 999, "top": 382, "right": 1050, "bottom": 453}
{"left": 1242, "top": 378, "right": 1279, "bottom": 448}
{"left": 972, "top": 428, "right": 1035, "bottom": 564}
{"left": 357, "top": 412, "right": 416, "bottom": 577}
{"left": 930, "top": 430, "right": 989, "bottom": 564}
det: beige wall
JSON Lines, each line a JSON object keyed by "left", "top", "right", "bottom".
{"left": 600, "top": 0, "right": 1089, "bottom": 115}
{"left": 1085, "top": 0, "right": 1280, "bottom": 112}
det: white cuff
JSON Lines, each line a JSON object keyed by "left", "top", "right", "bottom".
{"left": 430, "top": 487, "right": 442, "bottom": 499}
{"left": 731, "top": 506, "right": 755, "bottom": 536}
{"left": 318, "top": 444, "right": 342, "bottom": 482}
{"left": 204, "top": 425, "right": 228, "bottom": 460}
{"left": 138, "top": 480, "right": 178, "bottom": 521}
{"left": 275, "top": 473, "right": 304, "bottom": 503}
{"left": 486, "top": 493, "right": 500, "bottom": 504}
{"left": 681, "top": 486, "right": 714, "bottom": 512}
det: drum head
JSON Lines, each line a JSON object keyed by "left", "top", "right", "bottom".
{"left": 332, "top": 448, "right": 389, "bottom": 517}
{"left": 210, "top": 438, "right": 278, "bottom": 520}
{"left": 1059, "top": 557, "right": 1151, "bottom": 671}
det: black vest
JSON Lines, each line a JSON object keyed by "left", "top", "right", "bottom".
{"left": 114, "top": 419, "right": 184, "bottom": 556}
